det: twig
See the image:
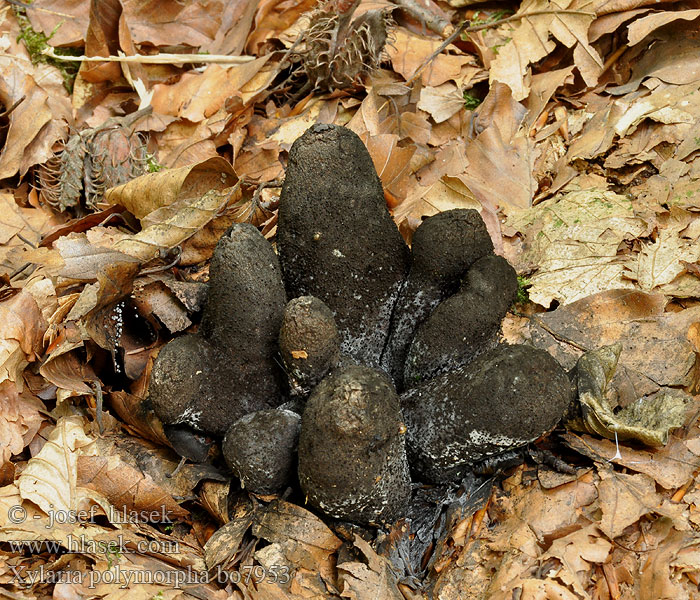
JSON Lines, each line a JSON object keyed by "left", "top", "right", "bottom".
{"left": 0, "top": 95, "right": 25, "bottom": 119}
{"left": 42, "top": 46, "right": 256, "bottom": 65}
{"left": 407, "top": 9, "right": 596, "bottom": 85}
{"left": 90, "top": 379, "right": 104, "bottom": 435}
{"left": 393, "top": 0, "right": 451, "bottom": 36}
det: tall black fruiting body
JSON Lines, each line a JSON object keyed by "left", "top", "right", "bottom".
{"left": 277, "top": 123, "right": 410, "bottom": 368}
{"left": 380, "top": 209, "right": 495, "bottom": 390}
{"left": 148, "top": 223, "right": 287, "bottom": 436}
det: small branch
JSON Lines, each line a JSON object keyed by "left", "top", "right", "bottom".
{"left": 407, "top": 9, "right": 596, "bottom": 85}
{"left": 42, "top": 47, "right": 256, "bottom": 65}
{"left": 0, "top": 95, "right": 25, "bottom": 119}
{"left": 393, "top": 0, "right": 452, "bottom": 36}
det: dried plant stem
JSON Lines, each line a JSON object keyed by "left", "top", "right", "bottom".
{"left": 393, "top": 0, "right": 451, "bottom": 36}
{"left": 42, "top": 47, "right": 256, "bottom": 65}
{"left": 407, "top": 9, "right": 596, "bottom": 85}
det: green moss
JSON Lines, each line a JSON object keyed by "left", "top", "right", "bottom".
{"left": 463, "top": 91, "right": 482, "bottom": 110}
{"left": 14, "top": 5, "right": 82, "bottom": 93}
{"left": 515, "top": 275, "right": 531, "bottom": 304}
{"left": 146, "top": 153, "right": 165, "bottom": 173}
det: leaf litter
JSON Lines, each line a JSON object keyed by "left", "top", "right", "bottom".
{"left": 1, "top": 0, "right": 700, "bottom": 598}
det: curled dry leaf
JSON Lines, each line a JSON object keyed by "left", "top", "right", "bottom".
{"left": 251, "top": 499, "right": 342, "bottom": 590}
{"left": 17, "top": 416, "right": 102, "bottom": 516}
{"left": 530, "top": 289, "right": 700, "bottom": 404}
{"left": 0, "top": 289, "right": 48, "bottom": 386}
{"left": 566, "top": 344, "right": 691, "bottom": 446}
{"left": 106, "top": 157, "right": 247, "bottom": 265}
{"left": 78, "top": 434, "right": 192, "bottom": 523}
{"left": 105, "top": 156, "right": 236, "bottom": 219}
{"left": 561, "top": 428, "right": 700, "bottom": 490}
{"left": 0, "top": 27, "right": 71, "bottom": 181}
{"left": 151, "top": 58, "right": 271, "bottom": 122}
{"left": 338, "top": 535, "right": 404, "bottom": 600}
{"left": 0, "top": 381, "right": 46, "bottom": 470}
{"left": 203, "top": 495, "right": 255, "bottom": 570}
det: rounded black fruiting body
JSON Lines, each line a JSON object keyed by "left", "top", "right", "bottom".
{"left": 298, "top": 365, "right": 411, "bottom": 525}
{"left": 279, "top": 296, "right": 341, "bottom": 397}
{"left": 222, "top": 409, "right": 301, "bottom": 494}
{"left": 401, "top": 344, "right": 573, "bottom": 483}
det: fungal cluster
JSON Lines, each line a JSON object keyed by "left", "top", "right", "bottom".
{"left": 148, "top": 124, "right": 573, "bottom": 526}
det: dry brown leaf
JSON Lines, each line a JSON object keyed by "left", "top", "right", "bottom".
{"left": 400, "top": 110, "right": 432, "bottom": 145}
{"left": 417, "top": 83, "right": 466, "bottom": 124}
{"left": 530, "top": 290, "right": 700, "bottom": 403}
{"left": 105, "top": 156, "right": 235, "bottom": 219}
{"left": 0, "top": 193, "right": 61, "bottom": 271}
{"left": 122, "top": 0, "right": 225, "bottom": 48}
{"left": 203, "top": 496, "right": 255, "bottom": 569}
{"left": 597, "top": 469, "right": 660, "bottom": 539}
{"left": 17, "top": 416, "right": 100, "bottom": 515}
{"left": 388, "top": 29, "right": 477, "bottom": 87}
{"left": 488, "top": 0, "right": 600, "bottom": 98}
{"left": 131, "top": 279, "right": 193, "bottom": 334}
{"left": 151, "top": 58, "right": 270, "bottom": 122}
{"left": 107, "top": 389, "right": 168, "bottom": 445}
{"left": 78, "top": 434, "right": 191, "bottom": 522}
{"left": 252, "top": 500, "right": 342, "bottom": 590}
{"left": 253, "top": 500, "right": 342, "bottom": 553}
{"left": 562, "top": 430, "right": 699, "bottom": 490}
{"left": 40, "top": 346, "right": 96, "bottom": 395}
{"left": 640, "top": 528, "right": 700, "bottom": 600}
{"left": 542, "top": 524, "right": 612, "bottom": 590}
{"left": 506, "top": 189, "right": 650, "bottom": 306}
{"left": 0, "top": 11, "right": 72, "bottom": 180}
{"left": 0, "top": 381, "right": 46, "bottom": 470}
{"left": 151, "top": 118, "right": 221, "bottom": 168}
{"left": 523, "top": 67, "right": 575, "bottom": 134}
{"left": 625, "top": 208, "right": 700, "bottom": 295}
{"left": 246, "top": 0, "right": 317, "bottom": 55}
{"left": 609, "top": 33, "right": 700, "bottom": 95}
{"left": 0, "top": 290, "right": 48, "bottom": 386}
{"left": 338, "top": 535, "right": 404, "bottom": 600}
{"left": 393, "top": 176, "right": 481, "bottom": 240}
{"left": 487, "top": 0, "right": 556, "bottom": 101}
{"left": 0, "top": 70, "right": 67, "bottom": 180}
{"left": 26, "top": 0, "right": 89, "bottom": 46}
{"left": 360, "top": 133, "right": 416, "bottom": 201}
{"left": 204, "top": 1, "right": 258, "bottom": 55}
{"left": 627, "top": 9, "right": 700, "bottom": 46}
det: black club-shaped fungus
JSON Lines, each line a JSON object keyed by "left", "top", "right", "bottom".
{"left": 149, "top": 223, "right": 287, "bottom": 435}
{"left": 298, "top": 365, "right": 411, "bottom": 525}
{"left": 380, "top": 209, "right": 494, "bottom": 388}
{"left": 277, "top": 124, "right": 409, "bottom": 367}
{"left": 401, "top": 344, "right": 573, "bottom": 483}
{"left": 403, "top": 253, "right": 518, "bottom": 386}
